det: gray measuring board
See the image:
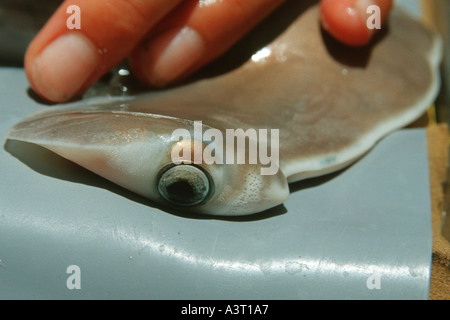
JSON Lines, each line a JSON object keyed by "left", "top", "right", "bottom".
{"left": 0, "top": 67, "right": 432, "bottom": 299}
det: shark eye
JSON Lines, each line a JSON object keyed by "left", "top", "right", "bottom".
{"left": 157, "top": 164, "right": 213, "bottom": 207}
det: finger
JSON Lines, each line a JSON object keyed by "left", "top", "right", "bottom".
{"left": 320, "top": 0, "right": 393, "bottom": 46}
{"left": 129, "top": 0, "right": 285, "bottom": 87}
{"left": 25, "top": 0, "right": 182, "bottom": 102}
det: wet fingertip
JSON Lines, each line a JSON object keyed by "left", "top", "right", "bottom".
{"left": 320, "top": 0, "right": 372, "bottom": 47}
{"left": 135, "top": 26, "right": 205, "bottom": 87}
{"left": 28, "top": 33, "right": 100, "bottom": 102}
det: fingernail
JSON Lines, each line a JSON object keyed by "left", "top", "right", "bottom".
{"left": 31, "top": 33, "right": 99, "bottom": 102}
{"left": 144, "top": 27, "right": 204, "bottom": 87}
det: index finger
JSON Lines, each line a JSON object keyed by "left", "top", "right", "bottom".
{"left": 25, "top": 0, "right": 182, "bottom": 102}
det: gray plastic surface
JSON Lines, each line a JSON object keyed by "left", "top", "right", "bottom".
{"left": 0, "top": 68, "right": 433, "bottom": 299}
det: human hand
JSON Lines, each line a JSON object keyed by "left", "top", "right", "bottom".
{"left": 25, "top": 0, "right": 392, "bottom": 103}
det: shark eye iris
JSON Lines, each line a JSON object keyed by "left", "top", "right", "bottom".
{"left": 158, "top": 165, "right": 211, "bottom": 206}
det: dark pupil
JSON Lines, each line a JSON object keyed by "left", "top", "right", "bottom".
{"left": 158, "top": 165, "right": 210, "bottom": 207}
{"left": 165, "top": 179, "right": 202, "bottom": 205}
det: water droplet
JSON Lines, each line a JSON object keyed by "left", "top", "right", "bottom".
{"left": 285, "top": 261, "right": 303, "bottom": 275}
{"left": 118, "top": 68, "right": 130, "bottom": 76}
{"left": 259, "top": 261, "right": 272, "bottom": 275}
